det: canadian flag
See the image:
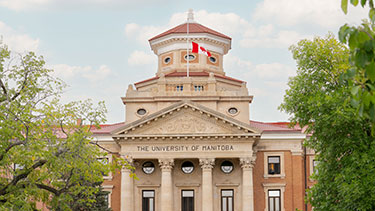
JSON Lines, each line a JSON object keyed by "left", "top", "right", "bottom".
{"left": 192, "top": 42, "right": 212, "bottom": 57}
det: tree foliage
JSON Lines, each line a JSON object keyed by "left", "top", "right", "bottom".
{"left": 281, "top": 35, "right": 375, "bottom": 210}
{"left": 0, "top": 42, "right": 127, "bottom": 210}
{"left": 339, "top": 0, "right": 375, "bottom": 130}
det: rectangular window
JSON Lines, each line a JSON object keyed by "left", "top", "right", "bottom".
{"left": 194, "top": 85, "right": 204, "bottom": 91}
{"left": 142, "top": 190, "right": 155, "bottom": 211}
{"left": 176, "top": 85, "right": 183, "bottom": 91}
{"left": 268, "top": 156, "right": 280, "bottom": 175}
{"left": 97, "top": 158, "right": 109, "bottom": 176}
{"left": 313, "top": 160, "right": 319, "bottom": 174}
{"left": 103, "top": 192, "right": 109, "bottom": 207}
{"left": 221, "top": 189, "right": 234, "bottom": 211}
{"left": 181, "top": 190, "right": 194, "bottom": 211}
{"left": 268, "top": 189, "right": 281, "bottom": 211}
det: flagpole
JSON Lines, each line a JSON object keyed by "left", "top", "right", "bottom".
{"left": 186, "top": 9, "right": 190, "bottom": 78}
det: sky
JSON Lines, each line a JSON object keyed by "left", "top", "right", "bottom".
{"left": 0, "top": 0, "right": 368, "bottom": 123}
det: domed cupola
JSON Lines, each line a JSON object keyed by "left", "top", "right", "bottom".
{"left": 149, "top": 9, "right": 232, "bottom": 76}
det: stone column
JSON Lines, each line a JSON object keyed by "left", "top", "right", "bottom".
{"left": 199, "top": 158, "right": 215, "bottom": 211}
{"left": 159, "top": 159, "right": 174, "bottom": 211}
{"left": 121, "top": 156, "right": 134, "bottom": 211}
{"left": 240, "top": 157, "right": 255, "bottom": 211}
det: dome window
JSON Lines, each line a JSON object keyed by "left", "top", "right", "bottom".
{"left": 221, "top": 161, "right": 234, "bottom": 174}
{"left": 137, "top": 108, "right": 147, "bottom": 116}
{"left": 164, "top": 57, "right": 171, "bottom": 64}
{"left": 228, "top": 107, "right": 238, "bottom": 115}
{"left": 142, "top": 161, "right": 155, "bottom": 174}
{"left": 184, "top": 54, "right": 196, "bottom": 61}
{"left": 209, "top": 56, "right": 217, "bottom": 63}
{"left": 181, "top": 161, "right": 195, "bottom": 174}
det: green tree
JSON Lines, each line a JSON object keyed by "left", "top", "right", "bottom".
{"left": 64, "top": 181, "right": 111, "bottom": 211}
{"left": 280, "top": 35, "right": 375, "bottom": 210}
{"left": 0, "top": 43, "right": 129, "bottom": 210}
{"left": 339, "top": 0, "right": 375, "bottom": 131}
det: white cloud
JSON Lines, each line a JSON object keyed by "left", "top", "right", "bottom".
{"left": 128, "top": 50, "right": 155, "bottom": 66}
{"left": 253, "top": 0, "right": 368, "bottom": 28}
{"left": 0, "top": 0, "right": 49, "bottom": 11}
{"left": 240, "top": 29, "right": 310, "bottom": 48}
{"left": 224, "top": 54, "right": 252, "bottom": 72}
{"left": 0, "top": 21, "right": 40, "bottom": 52}
{"left": 0, "top": 0, "right": 170, "bottom": 11}
{"left": 124, "top": 10, "right": 255, "bottom": 46}
{"left": 252, "top": 63, "right": 295, "bottom": 79}
{"left": 123, "top": 10, "right": 308, "bottom": 49}
{"left": 52, "top": 64, "right": 112, "bottom": 82}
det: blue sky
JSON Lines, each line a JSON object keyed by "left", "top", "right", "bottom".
{"left": 0, "top": 0, "right": 367, "bottom": 123}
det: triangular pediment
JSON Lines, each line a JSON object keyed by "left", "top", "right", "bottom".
{"left": 111, "top": 101, "right": 261, "bottom": 136}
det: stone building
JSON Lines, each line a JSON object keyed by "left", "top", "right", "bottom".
{"left": 94, "top": 10, "right": 316, "bottom": 211}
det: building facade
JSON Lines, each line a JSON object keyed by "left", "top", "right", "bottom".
{"left": 94, "top": 10, "right": 315, "bottom": 211}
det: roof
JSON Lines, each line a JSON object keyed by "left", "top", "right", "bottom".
{"left": 91, "top": 122, "right": 125, "bottom": 134}
{"left": 149, "top": 22, "right": 231, "bottom": 41}
{"left": 134, "top": 71, "right": 244, "bottom": 85}
{"left": 249, "top": 120, "right": 301, "bottom": 132}
{"left": 92, "top": 119, "right": 302, "bottom": 135}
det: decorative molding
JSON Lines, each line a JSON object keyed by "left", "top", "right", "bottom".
{"left": 175, "top": 183, "right": 200, "bottom": 187}
{"left": 262, "top": 183, "right": 286, "bottom": 188}
{"left": 136, "top": 184, "right": 161, "bottom": 188}
{"left": 112, "top": 101, "right": 261, "bottom": 137}
{"left": 263, "top": 183, "right": 286, "bottom": 211}
{"left": 215, "top": 183, "right": 240, "bottom": 187}
{"left": 240, "top": 157, "right": 255, "bottom": 169}
{"left": 145, "top": 113, "right": 231, "bottom": 134}
{"left": 158, "top": 158, "right": 174, "bottom": 170}
{"left": 199, "top": 158, "right": 215, "bottom": 169}
{"left": 263, "top": 152, "right": 285, "bottom": 179}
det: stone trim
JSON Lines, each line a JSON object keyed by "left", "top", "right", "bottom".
{"left": 111, "top": 101, "right": 261, "bottom": 136}
{"left": 262, "top": 183, "right": 286, "bottom": 211}
{"left": 215, "top": 183, "right": 240, "bottom": 187}
{"left": 263, "top": 152, "right": 285, "bottom": 179}
{"left": 102, "top": 185, "right": 114, "bottom": 208}
{"left": 240, "top": 157, "right": 255, "bottom": 169}
{"left": 309, "top": 155, "right": 316, "bottom": 182}
{"left": 175, "top": 183, "right": 200, "bottom": 187}
{"left": 199, "top": 158, "right": 215, "bottom": 169}
{"left": 159, "top": 158, "right": 174, "bottom": 170}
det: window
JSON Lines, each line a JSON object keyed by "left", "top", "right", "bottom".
{"left": 221, "top": 189, "right": 234, "bottom": 211}
{"left": 268, "top": 189, "right": 281, "bottom": 211}
{"left": 220, "top": 161, "right": 234, "bottom": 174}
{"left": 176, "top": 85, "right": 184, "bottom": 91}
{"left": 137, "top": 108, "right": 147, "bottom": 116}
{"left": 194, "top": 85, "right": 204, "bottom": 91}
{"left": 164, "top": 57, "right": 171, "bottom": 64}
{"left": 313, "top": 159, "right": 319, "bottom": 174}
{"left": 142, "top": 190, "right": 155, "bottom": 211}
{"left": 184, "top": 54, "right": 195, "bottom": 61}
{"left": 209, "top": 56, "right": 217, "bottom": 63}
{"left": 228, "top": 107, "right": 238, "bottom": 115}
{"left": 142, "top": 161, "right": 155, "bottom": 174}
{"left": 268, "top": 156, "right": 280, "bottom": 175}
{"left": 181, "top": 190, "right": 194, "bottom": 211}
{"left": 102, "top": 185, "right": 113, "bottom": 208}
{"left": 263, "top": 183, "right": 285, "bottom": 211}
{"left": 97, "top": 158, "right": 109, "bottom": 176}
{"left": 181, "top": 161, "right": 194, "bottom": 174}
{"left": 264, "top": 152, "right": 285, "bottom": 178}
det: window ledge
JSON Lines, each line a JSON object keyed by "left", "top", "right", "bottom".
{"left": 263, "top": 174, "right": 285, "bottom": 179}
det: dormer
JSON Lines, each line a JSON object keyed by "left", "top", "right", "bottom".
{"left": 148, "top": 9, "right": 232, "bottom": 76}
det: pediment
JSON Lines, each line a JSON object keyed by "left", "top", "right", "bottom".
{"left": 111, "top": 101, "right": 261, "bottom": 136}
